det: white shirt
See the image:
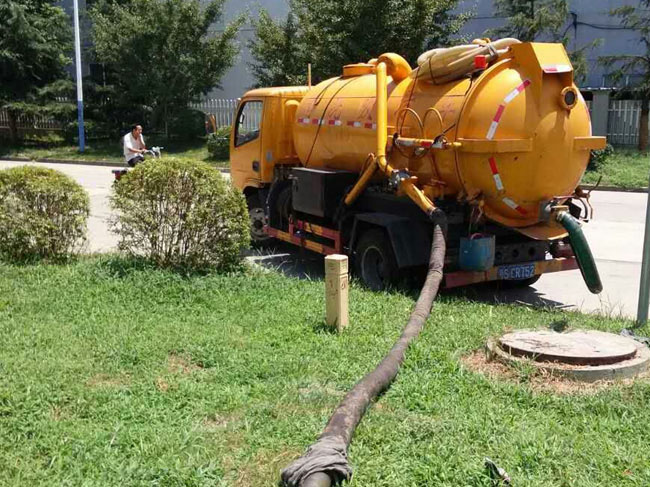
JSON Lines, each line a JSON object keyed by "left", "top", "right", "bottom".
{"left": 123, "top": 132, "right": 145, "bottom": 161}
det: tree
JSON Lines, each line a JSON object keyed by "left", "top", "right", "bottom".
{"left": 249, "top": 11, "right": 306, "bottom": 87}
{"left": 90, "top": 0, "right": 243, "bottom": 138}
{"left": 249, "top": 0, "right": 467, "bottom": 86}
{"left": 600, "top": 2, "right": 650, "bottom": 151}
{"left": 490, "top": 0, "right": 598, "bottom": 83}
{"left": 0, "top": 0, "right": 72, "bottom": 143}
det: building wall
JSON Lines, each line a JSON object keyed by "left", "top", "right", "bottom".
{"left": 458, "top": 0, "right": 642, "bottom": 89}
{"left": 210, "top": 0, "right": 289, "bottom": 99}
{"left": 58, "top": 0, "right": 642, "bottom": 97}
{"left": 215, "top": 0, "right": 642, "bottom": 96}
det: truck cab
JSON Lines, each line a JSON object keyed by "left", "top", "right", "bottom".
{"left": 230, "top": 87, "right": 308, "bottom": 243}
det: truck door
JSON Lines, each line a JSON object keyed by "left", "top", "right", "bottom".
{"left": 230, "top": 99, "right": 263, "bottom": 190}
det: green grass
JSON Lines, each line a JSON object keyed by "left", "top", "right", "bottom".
{"left": 582, "top": 149, "right": 650, "bottom": 189}
{"left": 0, "top": 137, "right": 229, "bottom": 168}
{"left": 1, "top": 257, "right": 649, "bottom": 486}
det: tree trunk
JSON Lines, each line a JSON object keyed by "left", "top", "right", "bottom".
{"left": 639, "top": 97, "right": 649, "bottom": 152}
{"left": 7, "top": 109, "right": 18, "bottom": 145}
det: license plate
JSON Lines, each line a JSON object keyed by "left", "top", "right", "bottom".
{"left": 497, "top": 263, "right": 536, "bottom": 280}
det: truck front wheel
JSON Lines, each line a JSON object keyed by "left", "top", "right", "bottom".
{"left": 355, "top": 229, "right": 398, "bottom": 291}
{"left": 246, "top": 193, "right": 271, "bottom": 245}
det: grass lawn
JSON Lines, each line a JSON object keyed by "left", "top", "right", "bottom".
{"left": 1, "top": 257, "right": 649, "bottom": 486}
{"left": 0, "top": 137, "right": 229, "bottom": 168}
{"left": 582, "top": 149, "right": 650, "bottom": 189}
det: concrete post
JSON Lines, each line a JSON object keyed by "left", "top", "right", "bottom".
{"left": 637, "top": 171, "right": 650, "bottom": 326}
{"left": 590, "top": 90, "right": 611, "bottom": 137}
{"left": 325, "top": 255, "right": 349, "bottom": 332}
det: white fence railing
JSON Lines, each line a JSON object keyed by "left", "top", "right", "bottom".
{"left": 189, "top": 98, "right": 239, "bottom": 128}
{"left": 607, "top": 99, "right": 645, "bottom": 146}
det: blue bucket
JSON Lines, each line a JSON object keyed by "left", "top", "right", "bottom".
{"left": 459, "top": 234, "right": 495, "bottom": 271}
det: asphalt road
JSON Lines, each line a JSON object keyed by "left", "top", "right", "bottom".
{"left": 0, "top": 159, "right": 646, "bottom": 319}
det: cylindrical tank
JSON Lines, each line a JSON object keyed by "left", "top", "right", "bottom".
{"left": 292, "top": 42, "right": 600, "bottom": 229}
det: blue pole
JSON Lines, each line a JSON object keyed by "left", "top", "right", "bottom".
{"left": 72, "top": 0, "right": 85, "bottom": 152}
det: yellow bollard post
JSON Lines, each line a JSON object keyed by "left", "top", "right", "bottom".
{"left": 325, "top": 255, "right": 349, "bottom": 332}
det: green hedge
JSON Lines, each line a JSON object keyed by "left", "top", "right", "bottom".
{"left": 109, "top": 157, "right": 249, "bottom": 271}
{"left": 0, "top": 166, "right": 89, "bottom": 262}
{"left": 206, "top": 126, "right": 231, "bottom": 160}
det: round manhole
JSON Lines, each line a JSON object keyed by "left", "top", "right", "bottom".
{"left": 499, "top": 330, "right": 638, "bottom": 366}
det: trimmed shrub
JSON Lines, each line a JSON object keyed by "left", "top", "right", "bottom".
{"left": 0, "top": 166, "right": 89, "bottom": 262}
{"left": 110, "top": 158, "right": 250, "bottom": 271}
{"left": 206, "top": 125, "right": 231, "bottom": 160}
{"left": 588, "top": 143, "right": 614, "bottom": 171}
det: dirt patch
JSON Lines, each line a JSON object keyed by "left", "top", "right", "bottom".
{"left": 460, "top": 349, "right": 649, "bottom": 395}
{"left": 155, "top": 377, "right": 169, "bottom": 392}
{"left": 201, "top": 413, "right": 241, "bottom": 432}
{"left": 86, "top": 373, "right": 130, "bottom": 388}
{"left": 167, "top": 353, "right": 203, "bottom": 374}
{"left": 229, "top": 447, "right": 302, "bottom": 487}
{"left": 49, "top": 405, "right": 68, "bottom": 421}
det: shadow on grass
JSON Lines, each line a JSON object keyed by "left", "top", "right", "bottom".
{"left": 247, "top": 242, "right": 570, "bottom": 311}
{"left": 94, "top": 254, "right": 246, "bottom": 279}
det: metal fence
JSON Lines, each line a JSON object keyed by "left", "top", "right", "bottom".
{"left": 0, "top": 108, "right": 64, "bottom": 131}
{"left": 607, "top": 99, "right": 645, "bottom": 146}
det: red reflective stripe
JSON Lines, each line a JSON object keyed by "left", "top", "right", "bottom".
{"left": 311, "top": 118, "right": 320, "bottom": 125}
{"left": 515, "top": 206, "right": 527, "bottom": 215}
{"left": 421, "top": 141, "right": 432, "bottom": 148}
{"left": 488, "top": 156, "right": 499, "bottom": 175}
{"left": 364, "top": 122, "right": 374, "bottom": 129}
{"left": 493, "top": 104, "right": 506, "bottom": 123}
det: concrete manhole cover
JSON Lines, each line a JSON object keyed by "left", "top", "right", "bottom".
{"left": 487, "top": 329, "right": 650, "bottom": 383}
{"left": 499, "top": 330, "right": 638, "bottom": 365}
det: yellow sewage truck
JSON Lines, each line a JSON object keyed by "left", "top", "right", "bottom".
{"left": 230, "top": 39, "right": 605, "bottom": 292}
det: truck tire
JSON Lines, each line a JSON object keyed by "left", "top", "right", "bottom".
{"left": 355, "top": 229, "right": 398, "bottom": 291}
{"left": 266, "top": 180, "right": 292, "bottom": 231}
{"left": 246, "top": 193, "right": 271, "bottom": 246}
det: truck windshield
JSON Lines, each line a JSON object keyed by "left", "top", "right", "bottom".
{"left": 235, "top": 100, "right": 263, "bottom": 147}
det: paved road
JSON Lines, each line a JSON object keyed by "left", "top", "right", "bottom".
{"left": 0, "top": 160, "right": 646, "bottom": 318}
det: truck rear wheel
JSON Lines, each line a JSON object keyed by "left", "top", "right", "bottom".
{"left": 355, "top": 229, "right": 398, "bottom": 291}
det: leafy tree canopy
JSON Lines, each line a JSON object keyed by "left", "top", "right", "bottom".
{"left": 0, "top": 0, "right": 72, "bottom": 104}
{"left": 249, "top": 0, "right": 468, "bottom": 86}
{"left": 90, "top": 0, "right": 243, "bottom": 136}
{"left": 0, "top": 0, "right": 73, "bottom": 142}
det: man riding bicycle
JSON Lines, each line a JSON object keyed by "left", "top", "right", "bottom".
{"left": 123, "top": 124, "right": 147, "bottom": 167}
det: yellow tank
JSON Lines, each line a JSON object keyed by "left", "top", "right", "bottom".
{"left": 292, "top": 42, "right": 605, "bottom": 230}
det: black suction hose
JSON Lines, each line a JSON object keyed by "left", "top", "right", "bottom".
{"left": 281, "top": 210, "right": 448, "bottom": 487}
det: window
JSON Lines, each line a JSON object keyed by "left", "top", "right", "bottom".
{"left": 235, "top": 100, "right": 263, "bottom": 147}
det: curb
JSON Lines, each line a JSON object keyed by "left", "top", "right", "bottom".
{"left": 583, "top": 185, "right": 648, "bottom": 193}
{"left": 0, "top": 156, "right": 125, "bottom": 167}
